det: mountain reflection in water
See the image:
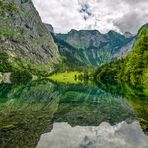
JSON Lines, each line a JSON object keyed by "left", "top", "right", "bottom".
{"left": 0, "top": 80, "right": 147, "bottom": 147}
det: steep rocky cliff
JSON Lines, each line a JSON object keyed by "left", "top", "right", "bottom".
{"left": 0, "top": 0, "right": 60, "bottom": 76}
{"left": 44, "top": 23, "right": 54, "bottom": 33}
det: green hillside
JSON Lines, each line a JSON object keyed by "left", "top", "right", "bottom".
{"left": 52, "top": 35, "right": 87, "bottom": 72}
{"left": 95, "top": 26, "right": 148, "bottom": 86}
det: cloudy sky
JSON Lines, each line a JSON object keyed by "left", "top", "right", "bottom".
{"left": 32, "top": 0, "right": 148, "bottom": 34}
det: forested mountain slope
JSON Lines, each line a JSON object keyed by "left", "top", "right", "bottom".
{"left": 95, "top": 24, "right": 148, "bottom": 85}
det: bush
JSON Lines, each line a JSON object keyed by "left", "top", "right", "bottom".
{"left": 10, "top": 70, "right": 32, "bottom": 83}
{"left": 94, "top": 28, "right": 148, "bottom": 86}
{"left": 0, "top": 51, "right": 13, "bottom": 72}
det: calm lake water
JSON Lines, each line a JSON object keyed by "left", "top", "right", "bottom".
{"left": 0, "top": 80, "right": 148, "bottom": 148}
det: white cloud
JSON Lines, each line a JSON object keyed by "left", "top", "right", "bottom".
{"left": 32, "top": 0, "right": 148, "bottom": 34}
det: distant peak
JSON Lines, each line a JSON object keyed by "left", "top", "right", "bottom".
{"left": 69, "top": 29, "right": 101, "bottom": 35}
{"left": 108, "top": 30, "right": 116, "bottom": 33}
{"left": 106, "top": 30, "right": 123, "bottom": 36}
{"left": 44, "top": 23, "right": 54, "bottom": 33}
{"left": 69, "top": 29, "right": 77, "bottom": 32}
{"left": 124, "top": 32, "right": 133, "bottom": 38}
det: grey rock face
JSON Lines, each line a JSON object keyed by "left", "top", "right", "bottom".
{"left": 44, "top": 24, "right": 54, "bottom": 33}
{"left": 57, "top": 30, "right": 105, "bottom": 49}
{"left": 114, "top": 39, "right": 135, "bottom": 58}
{"left": 0, "top": 0, "right": 60, "bottom": 65}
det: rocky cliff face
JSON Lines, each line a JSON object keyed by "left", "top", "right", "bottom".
{"left": 114, "top": 39, "right": 135, "bottom": 58}
{"left": 0, "top": 0, "right": 60, "bottom": 75}
{"left": 57, "top": 29, "right": 105, "bottom": 49}
{"left": 56, "top": 29, "right": 135, "bottom": 66}
{"left": 44, "top": 23, "right": 54, "bottom": 33}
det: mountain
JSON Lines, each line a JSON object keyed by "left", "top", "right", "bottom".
{"left": 94, "top": 23, "right": 148, "bottom": 85}
{"left": 52, "top": 35, "right": 87, "bottom": 71}
{"left": 114, "top": 39, "right": 136, "bottom": 58}
{"left": 138, "top": 23, "right": 148, "bottom": 32}
{"left": 0, "top": 0, "right": 60, "bottom": 76}
{"left": 56, "top": 29, "right": 135, "bottom": 66}
{"left": 124, "top": 32, "right": 133, "bottom": 38}
{"left": 44, "top": 23, "right": 54, "bottom": 33}
{"left": 43, "top": 24, "right": 86, "bottom": 71}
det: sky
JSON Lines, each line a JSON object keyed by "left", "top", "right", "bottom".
{"left": 32, "top": 0, "right": 148, "bottom": 34}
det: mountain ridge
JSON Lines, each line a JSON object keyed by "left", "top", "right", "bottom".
{"left": 55, "top": 27, "right": 135, "bottom": 66}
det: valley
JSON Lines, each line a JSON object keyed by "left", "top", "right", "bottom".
{"left": 0, "top": 0, "right": 148, "bottom": 148}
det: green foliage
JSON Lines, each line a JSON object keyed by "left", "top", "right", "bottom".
{"left": 124, "top": 28, "right": 148, "bottom": 84}
{"left": 0, "top": 1, "right": 17, "bottom": 17}
{"left": 0, "top": 1, "right": 21, "bottom": 41}
{"left": 94, "top": 59, "right": 124, "bottom": 83}
{"left": 52, "top": 35, "right": 88, "bottom": 72}
{"left": 95, "top": 28, "right": 148, "bottom": 86}
{"left": 10, "top": 70, "right": 32, "bottom": 83}
{"left": 0, "top": 51, "right": 13, "bottom": 72}
{"left": 96, "top": 81, "right": 148, "bottom": 134}
{"left": 0, "top": 26, "right": 17, "bottom": 39}
{"left": 0, "top": 51, "right": 32, "bottom": 83}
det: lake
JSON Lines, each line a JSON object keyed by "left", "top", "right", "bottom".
{"left": 0, "top": 79, "right": 148, "bottom": 148}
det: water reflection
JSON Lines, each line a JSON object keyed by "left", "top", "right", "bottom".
{"left": 0, "top": 80, "right": 147, "bottom": 147}
{"left": 37, "top": 121, "right": 148, "bottom": 148}
{"left": 96, "top": 82, "right": 148, "bottom": 134}
{"left": 53, "top": 83, "right": 135, "bottom": 126}
{"left": 0, "top": 80, "right": 59, "bottom": 148}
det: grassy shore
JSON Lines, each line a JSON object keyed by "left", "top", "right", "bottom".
{"left": 49, "top": 71, "right": 83, "bottom": 84}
